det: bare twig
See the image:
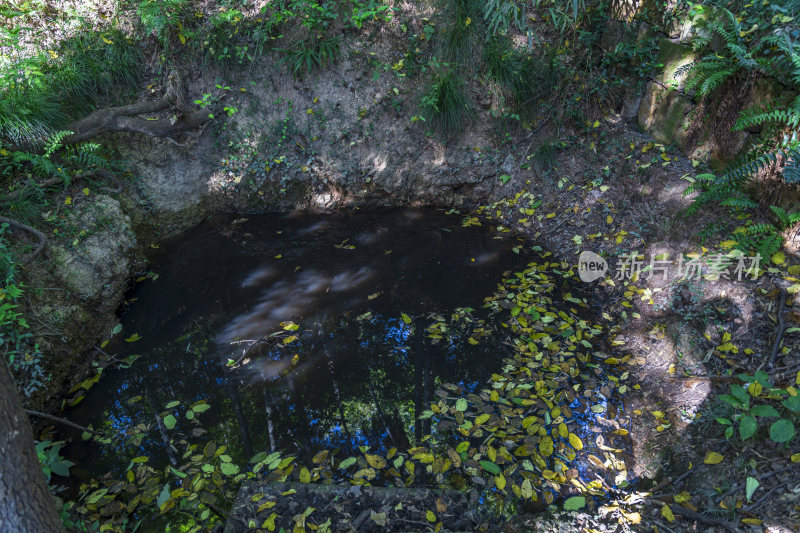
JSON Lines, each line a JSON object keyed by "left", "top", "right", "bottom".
{"left": 669, "top": 506, "right": 738, "bottom": 533}
{"left": 767, "top": 287, "right": 788, "bottom": 369}
{"left": 350, "top": 509, "right": 370, "bottom": 530}
{"left": 25, "top": 409, "right": 107, "bottom": 440}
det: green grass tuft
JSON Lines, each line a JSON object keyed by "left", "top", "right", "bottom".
{"left": 0, "top": 185, "right": 44, "bottom": 226}
{"left": 50, "top": 29, "right": 142, "bottom": 105}
{"left": 532, "top": 139, "right": 559, "bottom": 169}
{"left": 279, "top": 36, "right": 341, "bottom": 77}
{"left": 420, "top": 70, "right": 473, "bottom": 139}
{"left": 441, "top": 0, "right": 482, "bottom": 62}
{"left": 483, "top": 37, "right": 556, "bottom": 117}
{"left": 0, "top": 91, "right": 65, "bottom": 149}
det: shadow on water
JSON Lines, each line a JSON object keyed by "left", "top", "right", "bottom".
{"left": 64, "top": 208, "right": 536, "bottom": 479}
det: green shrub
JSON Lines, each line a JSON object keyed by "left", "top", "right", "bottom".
{"left": 0, "top": 91, "right": 65, "bottom": 149}
{"left": 0, "top": 27, "right": 140, "bottom": 148}
{"left": 483, "top": 37, "right": 553, "bottom": 117}
{"left": 201, "top": 9, "right": 251, "bottom": 68}
{"left": 716, "top": 372, "right": 799, "bottom": 445}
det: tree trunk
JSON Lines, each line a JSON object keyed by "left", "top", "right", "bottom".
{"left": 0, "top": 359, "right": 64, "bottom": 532}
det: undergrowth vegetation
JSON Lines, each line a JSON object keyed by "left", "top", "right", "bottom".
{"left": 3, "top": 0, "right": 800, "bottom": 531}
{"left": 0, "top": 18, "right": 140, "bottom": 149}
{"left": 680, "top": 1, "right": 800, "bottom": 257}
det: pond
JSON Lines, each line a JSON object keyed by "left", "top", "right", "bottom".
{"left": 63, "top": 208, "right": 538, "bottom": 480}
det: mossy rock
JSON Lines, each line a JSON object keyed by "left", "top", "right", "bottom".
{"left": 654, "top": 38, "right": 695, "bottom": 89}
{"left": 638, "top": 82, "right": 692, "bottom": 148}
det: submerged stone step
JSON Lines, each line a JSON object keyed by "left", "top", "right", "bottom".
{"left": 223, "top": 481, "right": 480, "bottom": 532}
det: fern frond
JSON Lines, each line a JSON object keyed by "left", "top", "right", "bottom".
{"left": 721, "top": 196, "right": 759, "bottom": 209}
{"left": 735, "top": 107, "right": 800, "bottom": 130}
{"left": 781, "top": 149, "right": 800, "bottom": 183}
{"left": 673, "top": 62, "right": 695, "bottom": 79}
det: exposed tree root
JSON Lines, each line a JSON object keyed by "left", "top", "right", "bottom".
{"left": 62, "top": 71, "right": 222, "bottom": 144}
{"left": 5, "top": 168, "right": 126, "bottom": 201}
{"left": 0, "top": 216, "right": 47, "bottom": 263}
{"left": 669, "top": 506, "right": 739, "bottom": 533}
{"left": 63, "top": 99, "right": 212, "bottom": 144}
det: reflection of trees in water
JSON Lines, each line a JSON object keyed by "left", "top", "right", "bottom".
{"left": 231, "top": 308, "right": 499, "bottom": 461}
{"left": 65, "top": 306, "right": 501, "bottom": 481}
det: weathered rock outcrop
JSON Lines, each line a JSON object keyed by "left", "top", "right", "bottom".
{"left": 24, "top": 195, "right": 138, "bottom": 408}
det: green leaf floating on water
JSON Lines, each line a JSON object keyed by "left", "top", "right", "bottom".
{"left": 339, "top": 457, "right": 357, "bottom": 469}
{"left": 192, "top": 403, "right": 211, "bottom": 414}
{"left": 455, "top": 398, "right": 468, "bottom": 412}
{"left": 480, "top": 460, "right": 500, "bottom": 475}
{"left": 124, "top": 333, "right": 141, "bottom": 342}
{"left": 163, "top": 414, "right": 177, "bottom": 429}
{"left": 401, "top": 313, "right": 412, "bottom": 324}
{"left": 564, "top": 496, "right": 586, "bottom": 511}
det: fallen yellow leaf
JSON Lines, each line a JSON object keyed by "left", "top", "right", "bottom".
{"left": 704, "top": 451, "right": 724, "bottom": 465}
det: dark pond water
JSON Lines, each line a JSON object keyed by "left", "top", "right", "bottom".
{"left": 64, "top": 208, "right": 536, "bottom": 479}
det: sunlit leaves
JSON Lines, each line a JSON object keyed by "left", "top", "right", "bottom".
{"left": 365, "top": 454, "right": 386, "bottom": 469}
{"left": 661, "top": 504, "right": 675, "bottom": 522}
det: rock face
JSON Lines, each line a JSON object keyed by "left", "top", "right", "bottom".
{"left": 634, "top": 33, "right": 795, "bottom": 168}
{"left": 105, "top": 37, "right": 509, "bottom": 236}
{"left": 636, "top": 38, "right": 695, "bottom": 150}
{"left": 109, "top": 134, "right": 219, "bottom": 234}
{"left": 23, "top": 195, "right": 138, "bottom": 408}
{"left": 49, "top": 195, "right": 137, "bottom": 302}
